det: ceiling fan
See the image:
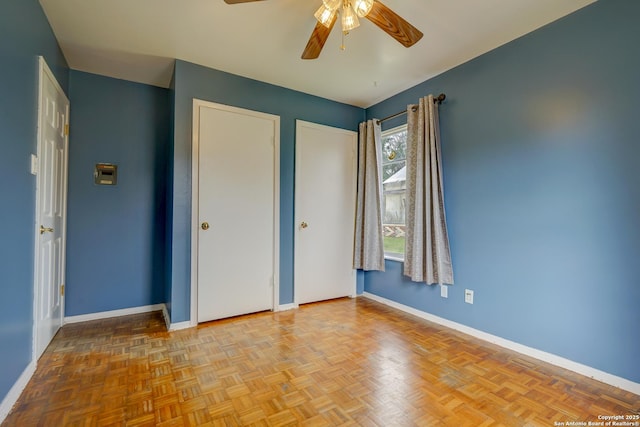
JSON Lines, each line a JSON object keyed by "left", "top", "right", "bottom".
{"left": 223, "top": 0, "right": 423, "bottom": 59}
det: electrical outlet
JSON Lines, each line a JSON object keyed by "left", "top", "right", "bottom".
{"left": 464, "top": 289, "right": 474, "bottom": 304}
{"left": 440, "top": 284, "right": 448, "bottom": 298}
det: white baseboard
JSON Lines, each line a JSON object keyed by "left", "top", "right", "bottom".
{"left": 362, "top": 292, "right": 640, "bottom": 395}
{"left": 0, "top": 360, "right": 36, "bottom": 423}
{"left": 275, "top": 303, "right": 298, "bottom": 312}
{"left": 168, "top": 320, "right": 193, "bottom": 331}
{"left": 64, "top": 304, "right": 165, "bottom": 324}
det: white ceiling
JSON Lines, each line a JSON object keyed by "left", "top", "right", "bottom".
{"left": 40, "top": 0, "right": 596, "bottom": 108}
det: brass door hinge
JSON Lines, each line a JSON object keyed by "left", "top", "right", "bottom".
{"left": 64, "top": 124, "right": 69, "bottom": 136}
{"left": 61, "top": 284, "right": 65, "bottom": 296}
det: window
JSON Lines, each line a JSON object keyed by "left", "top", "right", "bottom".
{"left": 381, "top": 125, "right": 407, "bottom": 260}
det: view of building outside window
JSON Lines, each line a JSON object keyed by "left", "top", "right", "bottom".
{"left": 381, "top": 125, "right": 407, "bottom": 259}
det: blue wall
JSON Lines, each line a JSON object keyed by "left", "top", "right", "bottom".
{"left": 0, "top": 0, "right": 69, "bottom": 401}
{"left": 167, "top": 60, "right": 365, "bottom": 322}
{"left": 365, "top": 0, "right": 640, "bottom": 383}
{"left": 65, "top": 71, "right": 170, "bottom": 316}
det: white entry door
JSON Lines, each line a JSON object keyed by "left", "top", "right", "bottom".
{"left": 34, "top": 57, "right": 69, "bottom": 359}
{"left": 193, "top": 100, "right": 279, "bottom": 323}
{"left": 295, "top": 120, "right": 357, "bottom": 305}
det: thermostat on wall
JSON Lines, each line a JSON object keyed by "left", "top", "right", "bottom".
{"left": 94, "top": 163, "right": 118, "bottom": 185}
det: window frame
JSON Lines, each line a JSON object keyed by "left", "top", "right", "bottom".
{"left": 380, "top": 123, "right": 408, "bottom": 262}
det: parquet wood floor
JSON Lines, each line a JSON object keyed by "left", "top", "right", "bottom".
{"left": 3, "top": 297, "right": 638, "bottom": 426}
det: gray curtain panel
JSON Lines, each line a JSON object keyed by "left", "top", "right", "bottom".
{"left": 404, "top": 95, "right": 454, "bottom": 284}
{"left": 353, "top": 119, "right": 385, "bottom": 271}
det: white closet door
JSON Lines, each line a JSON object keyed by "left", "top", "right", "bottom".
{"left": 195, "top": 101, "right": 279, "bottom": 322}
{"left": 295, "top": 120, "right": 357, "bottom": 305}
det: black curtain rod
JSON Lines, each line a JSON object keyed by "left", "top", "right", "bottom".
{"left": 377, "top": 93, "right": 446, "bottom": 124}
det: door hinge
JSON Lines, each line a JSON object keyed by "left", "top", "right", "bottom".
{"left": 64, "top": 124, "right": 69, "bottom": 136}
{"left": 61, "top": 284, "right": 65, "bottom": 296}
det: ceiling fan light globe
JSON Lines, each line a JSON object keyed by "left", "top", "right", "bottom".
{"left": 353, "top": 0, "right": 373, "bottom": 17}
{"left": 314, "top": 4, "right": 337, "bottom": 28}
{"left": 322, "top": 0, "right": 342, "bottom": 11}
{"left": 341, "top": 4, "right": 360, "bottom": 32}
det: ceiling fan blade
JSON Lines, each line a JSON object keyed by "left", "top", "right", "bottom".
{"left": 301, "top": 14, "right": 337, "bottom": 60}
{"left": 223, "top": 0, "right": 265, "bottom": 4}
{"left": 365, "top": 1, "right": 423, "bottom": 47}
